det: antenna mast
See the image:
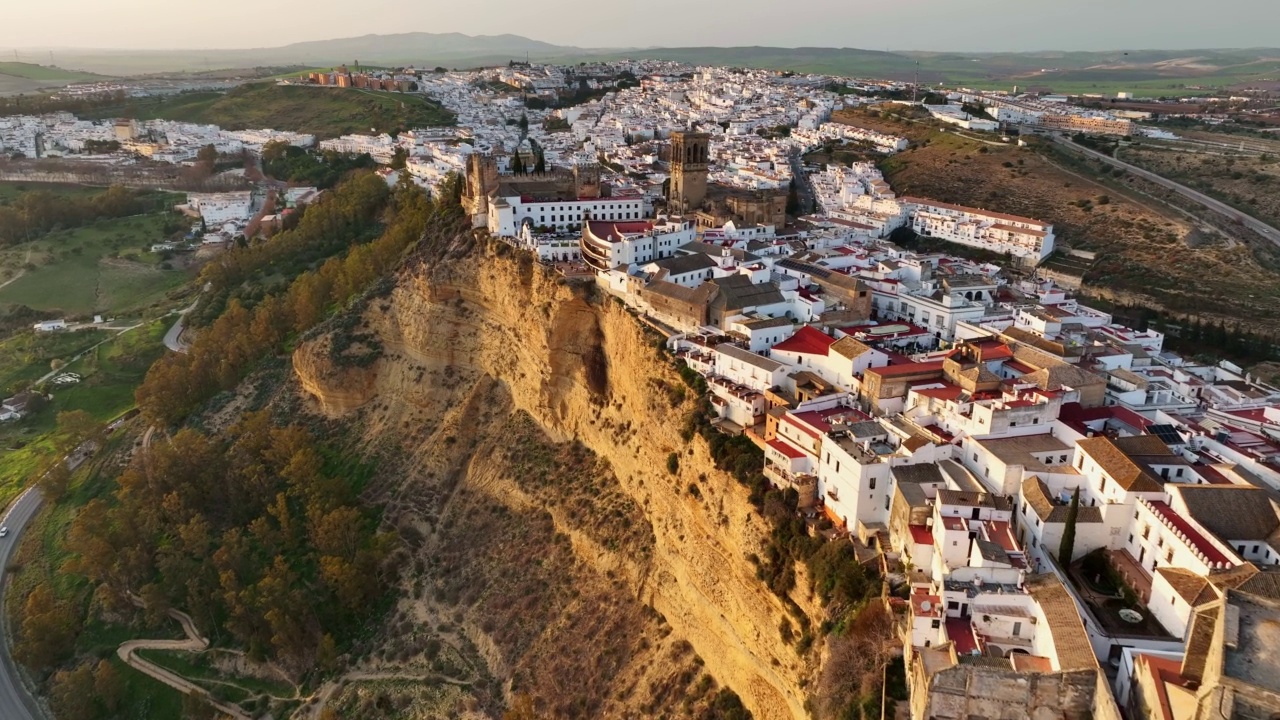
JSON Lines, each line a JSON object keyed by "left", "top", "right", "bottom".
{"left": 913, "top": 61, "right": 919, "bottom": 104}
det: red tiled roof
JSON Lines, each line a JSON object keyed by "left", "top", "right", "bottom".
{"left": 1111, "top": 406, "right": 1154, "bottom": 430}
{"left": 868, "top": 360, "right": 946, "bottom": 378}
{"left": 1147, "top": 500, "right": 1231, "bottom": 565}
{"left": 767, "top": 438, "right": 806, "bottom": 460}
{"left": 587, "top": 220, "right": 653, "bottom": 242}
{"left": 912, "top": 384, "right": 965, "bottom": 402}
{"left": 771, "top": 325, "right": 835, "bottom": 356}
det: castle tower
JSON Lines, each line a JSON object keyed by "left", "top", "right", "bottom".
{"left": 462, "top": 152, "right": 499, "bottom": 228}
{"left": 573, "top": 158, "right": 601, "bottom": 199}
{"left": 669, "top": 130, "right": 709, "bottom": 216}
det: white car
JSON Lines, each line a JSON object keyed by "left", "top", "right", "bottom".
{"left": 0, "top": 527, "right": 8, "bottom": 538}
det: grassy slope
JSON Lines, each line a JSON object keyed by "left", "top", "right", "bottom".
{"left": 86, "top": 82, "right": 455, "bottom": 139}
{"left": 0, "top": 213, "right": 191, "bottom": 317}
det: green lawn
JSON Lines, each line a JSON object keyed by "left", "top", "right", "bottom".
{"left": 0, "top": 213, "right": 192, "bottom": 317}
{"left": 84, "top": 82, "right": 455, "bottom": 139}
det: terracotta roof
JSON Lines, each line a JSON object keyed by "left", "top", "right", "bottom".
{"left": 1024, "top": 573, "right": 1098, "bottom": 672}
{"left": 1020, "top": 477, "right": 1102, "bottom": 524}
{"left": 829, "top": 336, "right": 874, "bottom": 360}
{"left": 1156, "top": 567, "right": 1218, "bottom": 608}
{"left": 1112, "top": 435, "right": 1175, "bottom": 458}
{"left": 1077, "top": 437, "right": 1163, "bottom": 493}
{"left": 1175, "top": 485, "right": 1280, "bottom": 542}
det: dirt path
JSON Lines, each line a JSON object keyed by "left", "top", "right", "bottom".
{"left": 303, "top": 670, "right": 473, "bottom": 719}
{"left": 117, "top": 608, "right": 252, "bottom": 720}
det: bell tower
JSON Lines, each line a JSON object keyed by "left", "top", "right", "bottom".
{"left": 669, "top": 130, "right": 709, "bottom": 215}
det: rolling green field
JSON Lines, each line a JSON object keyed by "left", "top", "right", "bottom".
{"left": 0, "top": 62, "right": 105, "bottom": 96}
{"left": 0, "top": 213, "right": 191, "bottom": 317}
{"left": 84, "top": 82, "right": 455, "bottom": 139}
{"left": 0, "top": 62, "right": 102, "bottom": 82}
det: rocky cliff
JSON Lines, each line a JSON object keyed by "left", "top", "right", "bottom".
{"left": 293, "top": 242, "right": 815, "bottom": 718}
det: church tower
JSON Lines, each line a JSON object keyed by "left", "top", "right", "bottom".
{"left": 668, "top": 130, "right": 709, "bottom": 216}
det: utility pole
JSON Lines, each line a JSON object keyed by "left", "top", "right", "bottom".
{"left": 913, "top": 61, "right": 919, "bottom": 104}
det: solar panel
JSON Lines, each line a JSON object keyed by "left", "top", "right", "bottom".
{"left": 1146, "top": 424, "right": 1183, "bottom": 445}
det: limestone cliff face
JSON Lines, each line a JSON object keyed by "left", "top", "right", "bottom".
{"left": 293, "top": 244, "right": 813, "bottom": 718}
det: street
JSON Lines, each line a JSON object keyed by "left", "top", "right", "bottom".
{"left": 0, "top": 488, "right": 47, "bottom": 720}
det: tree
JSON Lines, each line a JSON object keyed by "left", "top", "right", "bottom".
{"left": 511, "top": 152, "right": 524, "bottom": 175}
{"left": 93, "top": 659, "right": 125, "bottom": 714}
{"left": 15, "top": 582, "right": 78, "bottom": 671}
{"left": 534, "top": 151, "right": 546, "bottom": 174}
{"left": 196, "top": 144, "right": 218, "bottom": 167}
{"left": 37, "top": 460, "right": 71, "bottom": 501}
{"left": 390, "top": 146, "right": 408, "bottom": 170}
{"left": 1058, "top": 486, "right": 1081, "bottom": 564}
{"left": 49, "top": 662, "right": 96, "bottom": 720}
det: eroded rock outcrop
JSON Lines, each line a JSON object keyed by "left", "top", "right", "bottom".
{"left": 294, "top": 243, "right": 813, "bottom": 719}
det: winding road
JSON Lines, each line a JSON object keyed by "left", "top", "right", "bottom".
{"left": 117, "top": 607, "right": 250, "bottom": 720}
{"left": 1053, "top": 135, "right": 1280, "bottom": 248}
{"left": 163, "top": 296, "right": 202, "bottom": 354}
{"left": 0, "top": 488, "right": 49, "bottom": 720}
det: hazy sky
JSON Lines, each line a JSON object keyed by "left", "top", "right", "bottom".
{"left": 1, "top": 0, "right": 1272, "bottom": 51}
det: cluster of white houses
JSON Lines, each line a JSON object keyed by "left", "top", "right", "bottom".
{"left": 460, "top": 103, "right": 1280, "bottom": 720}
{"left": 648, "top": 259, "right": 1280, "bottom": 718}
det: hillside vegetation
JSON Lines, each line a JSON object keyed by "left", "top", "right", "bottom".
{"left": 88, "top": 83, "right": 454, "bottom": 139}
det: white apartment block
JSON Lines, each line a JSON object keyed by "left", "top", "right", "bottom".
{"left": 488, "top": 193, "right": 648, "bottom": 237}
{"left": 903, "top": 198, "right": 1055, "bottom": 262}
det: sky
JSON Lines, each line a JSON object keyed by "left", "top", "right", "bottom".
{"left": 1, "top": 0, "right": 1273, "bottom": 52}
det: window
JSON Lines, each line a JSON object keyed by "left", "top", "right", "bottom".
{"left": 973, "top": 452, "right": 978, "bottom": 461}
{"left": 930, "top": 619, "right": 940, "bottom": 629}
{"left": 869, "top": 478, "right": 877, "bottom": 490}
{"left": 1128, "top": 534, "right": 1133, "bottom": 544}
{"left": 1012, "top": 622, "right": 1022, "bottom": 637}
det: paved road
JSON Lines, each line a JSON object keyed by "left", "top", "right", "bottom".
{"left": 0, "top": 488, "right": 48, "bottom": 720}
{"left": 163, "top": 297, "right": 202, "bottom": 354}
{"left": 1055, "top": 136, "right": 1280, "bottom": 249}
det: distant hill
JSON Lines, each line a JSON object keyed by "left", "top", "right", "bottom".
{"left": 0, "top": 61, "right": 105, "bottom": 95}
{"left": 17, "top": 34, "right": 1280, "bottom": 95}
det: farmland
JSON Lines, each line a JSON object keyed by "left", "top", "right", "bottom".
{"left": 0, "top": 318, "right": 169, "bottom": 505}
{"left": 82, "top": 82, "right": 455, "bottom": 139}
{"left": 0, "top": 213, "right": 193, "bottom": 317}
